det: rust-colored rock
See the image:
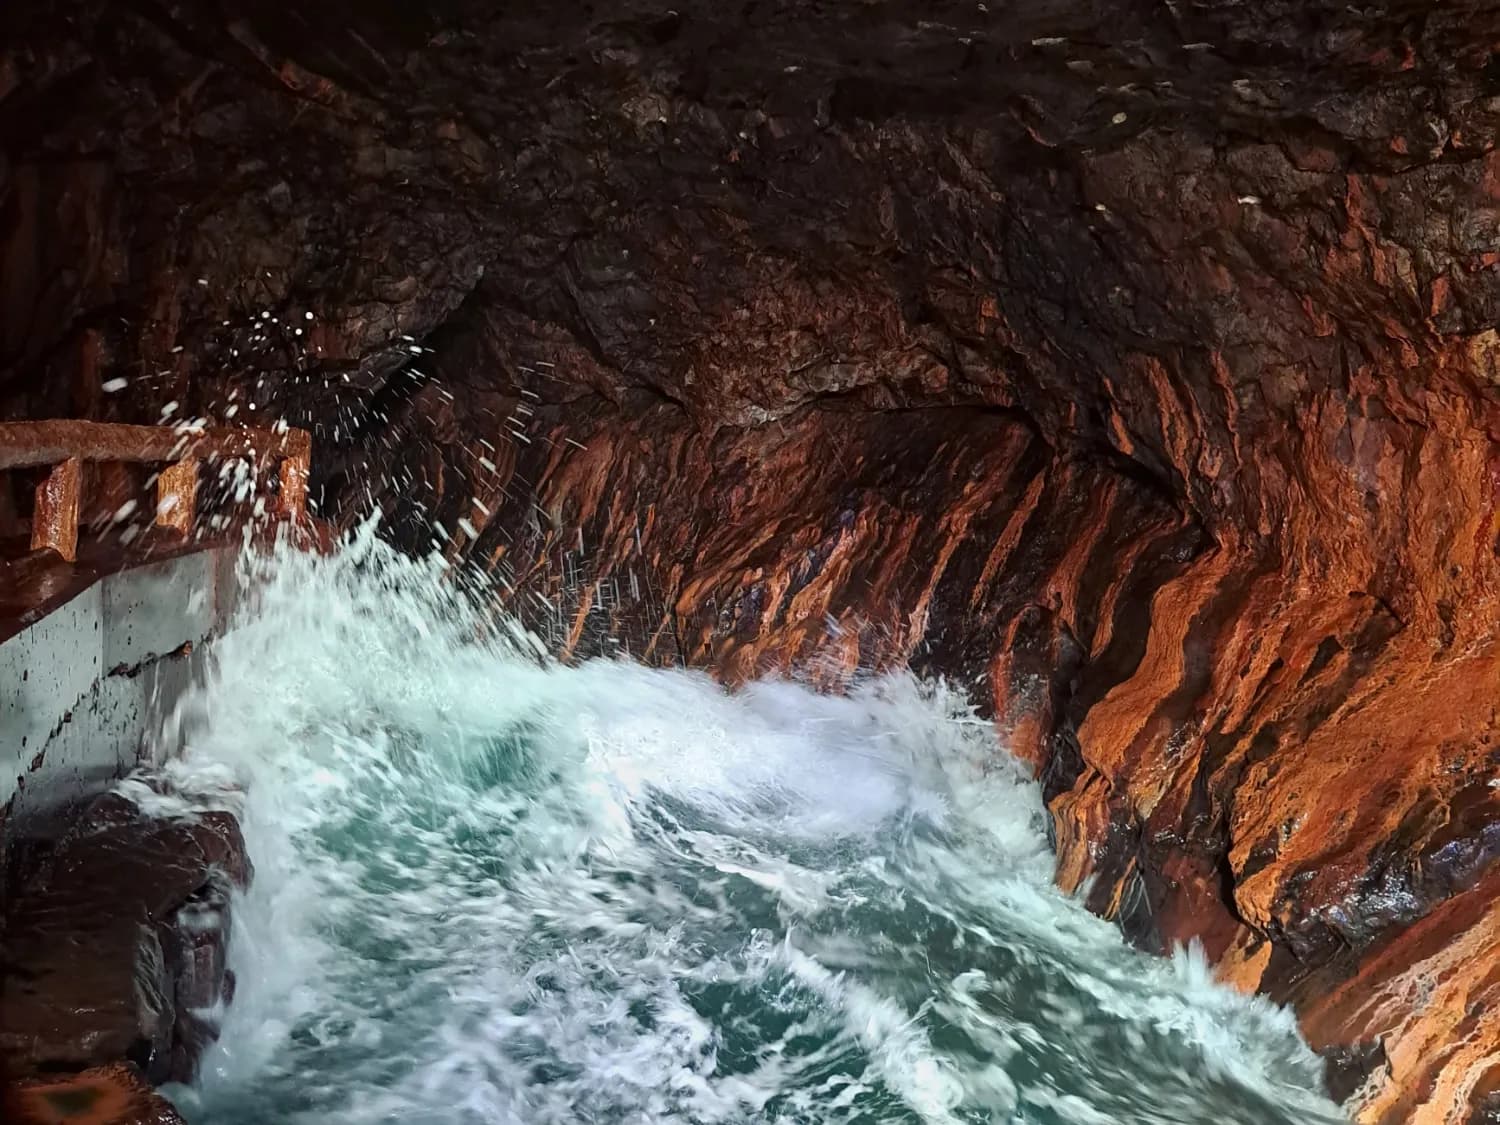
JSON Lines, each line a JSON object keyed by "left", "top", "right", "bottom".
{"left": 5, "top": 0, "right": 1500, "bottom": 1119}
{"left": 3, "top": 1063, "right": 185, "bottom": 1125}
{"left": 1293, "top": 866, "right": 1500, "bottom": 1123}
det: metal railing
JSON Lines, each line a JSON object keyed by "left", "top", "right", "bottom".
{"left": 0, "top": 420, "right": 311, "bottom": 562}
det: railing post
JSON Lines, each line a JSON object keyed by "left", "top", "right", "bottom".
{"left": 4, "top": 422, "right": 313, "bottom": 559}
{"left": 31, "top": 457, "right": 81, "bottom": 562}
{"left": 278, "top": 452, "right": 308, "bottom": 521}
{"left": 155, "top": 458, "right": 198, "bottom": 536}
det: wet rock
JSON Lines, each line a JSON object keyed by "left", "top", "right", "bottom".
{"left": 2, "top": 1062, "right": 185, "bottom": 1125}
{"left": 1471, "top": 1092, "right": 1500, "bottom": 1125}
{"left": 1292, "top": 865, "right": 1500, "bottom": 1124}
{"left": 1322, "top": 1039, "right": 1389, "bottom": 1106}
{"left": 0, "top": 790, "right": 248, "bottom": 1085}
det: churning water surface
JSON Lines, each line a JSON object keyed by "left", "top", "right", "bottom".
{"left": 150, "top": 525, "right": 1345, "bottom": 1125}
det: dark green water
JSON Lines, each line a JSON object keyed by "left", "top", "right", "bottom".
{"left": 153, "top": 534, "right": 1345, "bottom": 1125}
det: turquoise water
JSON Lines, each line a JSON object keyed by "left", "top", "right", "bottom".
{"left": 153, "top": 527, "right": 1346, "bottom": 1124}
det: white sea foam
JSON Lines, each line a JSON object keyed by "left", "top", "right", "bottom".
{"left": 151, "top": 523, "right": 1346, "bottom": 1124}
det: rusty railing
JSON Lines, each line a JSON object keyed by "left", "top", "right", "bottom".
{"left": 0, "top": 420, "right": 311, "bottom": 563}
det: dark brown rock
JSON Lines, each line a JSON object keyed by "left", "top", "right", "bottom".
{"left": 0, "top": 791, "right": 247, "bottom": 1085}
{"left": 3, "top": 1062, "right": 185, "bottom": 1125}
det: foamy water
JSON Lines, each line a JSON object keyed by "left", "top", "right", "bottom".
{"left": 147, "top": 524, "right": 1345, "bottom": 1124}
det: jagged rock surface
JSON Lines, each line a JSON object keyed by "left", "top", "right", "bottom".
{"left": 4, "top": 2, "right": 1500, "bottom": 1119}
{"left": 4, "top": 1062, "right": 186, "bottom": 1125}
{"left": 0, "top": 790, "right": 247, "bottom": 1085}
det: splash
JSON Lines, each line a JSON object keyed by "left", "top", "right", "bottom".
{"left": 153, "top": 523, "right": 1345, "bottom": 1124}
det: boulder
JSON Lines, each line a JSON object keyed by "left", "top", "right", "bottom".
{"left": 0, "top": 789, "right": 248, "bottom": 1085}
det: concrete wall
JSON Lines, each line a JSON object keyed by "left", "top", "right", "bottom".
{"left": 1, "top": 548, "right": 239, "bottom": 826}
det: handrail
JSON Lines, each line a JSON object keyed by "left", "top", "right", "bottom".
{"left": 0, "top": 420, "right": 309, "bottom": 471}
{"left": 1, "top": 419, "right": 312, "bottom": 563}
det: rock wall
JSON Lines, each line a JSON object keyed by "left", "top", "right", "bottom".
{"left": 4, "top": 1, "right": 1500, "bottom": 1119}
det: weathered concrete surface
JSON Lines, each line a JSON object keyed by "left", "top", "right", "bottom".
{"left": 1, "top": 548, "right": 238, "bottom": 834}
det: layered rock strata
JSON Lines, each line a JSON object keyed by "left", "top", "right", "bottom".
{"left": 5, "top": 1, "right": 1500, "bottom": 1119}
